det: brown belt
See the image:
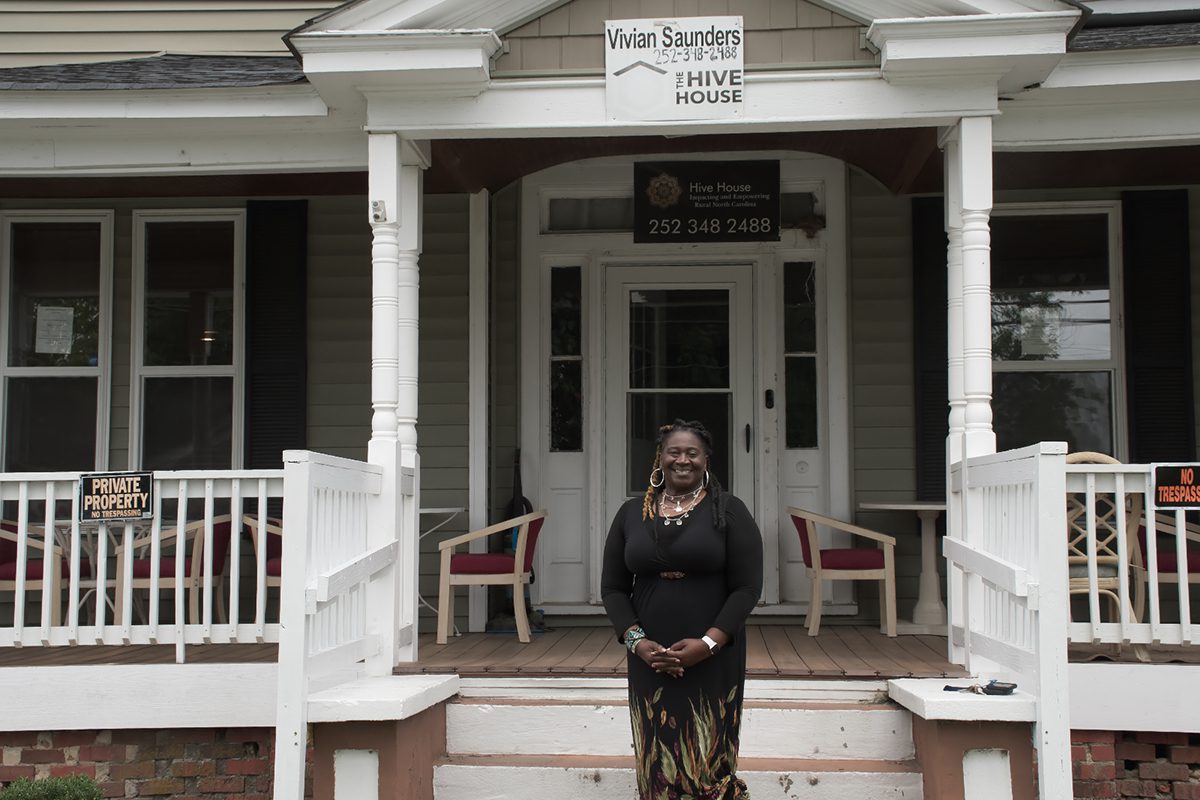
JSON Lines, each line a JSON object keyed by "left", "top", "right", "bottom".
{"left": 659, "top": 571, "right": 686, "bottom": 580}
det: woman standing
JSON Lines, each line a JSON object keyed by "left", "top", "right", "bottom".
{"left": 602, "top": 419, "right": 763, "bottom": 800}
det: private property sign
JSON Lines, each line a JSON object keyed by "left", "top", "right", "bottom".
{"left": 605, "top": 17, "right": 744, "bottom": 121}
{"left": 79, "top": 471, "right": 153, "bottom": 522}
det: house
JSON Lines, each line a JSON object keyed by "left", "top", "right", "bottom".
{"left": 1, "top": 0, "right": 1199, "bottom": 798}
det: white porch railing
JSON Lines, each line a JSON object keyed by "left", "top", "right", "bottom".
{"left": 0, "top": 469, "right": 284, "bottom": 660}
{"left": 945, "top": 442, "right": 1072, "bottom": 800}
{"left": 272, "top": 449, "right": 409, "bottom": 800}
{"left": 947, "top": 442, "right": 1200, "bottom": 800}
{"left": 1064, "top": 461, "right": 1198, "bottom": 647}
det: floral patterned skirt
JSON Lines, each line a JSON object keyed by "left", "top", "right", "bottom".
{"left": 626, "top": 641, "right": 750, "bottom": 800}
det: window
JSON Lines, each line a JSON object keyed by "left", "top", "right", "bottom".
{"left": 783, "top": 261, "right": 818, "bottom": 448}
{"left": 990, "top": 206, "right": 1121, "bottom": 455}
{"left": 0, "top": 212, "right": 112, "bottom": 471}
{"left": 131, "top": 211, "right": 243, "bottom": 470}
{"left": 549, "top": 266, "right": 583, "bottom": 451}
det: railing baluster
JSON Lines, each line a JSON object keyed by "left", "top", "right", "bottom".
{"left": 14, "top": 483, "right": 28, "bottom": 635}
{"left": 174, "top": 480, "right": 188, "bottom": 662}
{"left": 255, "top": 479, "right": 268, "bottom": 640}
{"left": 119, "top": 521, "right": 134, "bottom": 644}
{"left": 39, "top": 481, "right": 56, "bottom": 643}
{"left": 1084, "top": 473, "right": 1101, "bottom": 642}
{"left": 1145, "top": 509, "right": 1161, "bottom": 641}
{"left": 149, "top": 485, "right": 164, "bottom": 638}
{"left": 202, "top": 479, "right": 215, "bottom": 640}
{"left": 229, "top": 478, "right": 242, "bottom": 638}
{"left": 95, "top": 520, "right": 109, "bottom": 642}
{"left": 68, "top": 488, "right": 81, "bottom": 644}
{"left": 1173, "top": 508, "right": 1191, "bottom": 643}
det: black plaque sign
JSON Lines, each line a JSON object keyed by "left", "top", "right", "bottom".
{"left": 79, "top": 471, "right": 154, "bottom": 523}
{"left": 1153, "top": 464, "right": 1200, "bottom": 509}
{"left": 634, "top": 160, "right": 780, "bottom": 243}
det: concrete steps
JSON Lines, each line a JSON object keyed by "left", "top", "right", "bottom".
{"left": 434, "top": 678, "right": 923, "bottom": 799}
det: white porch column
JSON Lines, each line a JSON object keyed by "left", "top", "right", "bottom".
{"left": 956, "top": 116, "right": 996, "bottom": 459}
{"left": 942, "top": 117, "right": 995, "bottom": 662}
{"left": 367, "top": 133, "right": 429, "bottom": 667}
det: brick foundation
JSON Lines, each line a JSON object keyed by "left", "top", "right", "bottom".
{"left": 1073, "top": 730, "right": 1200, "bottom": 799}
{"left": 0, "top": 728, "right": 310, "bottom": 799}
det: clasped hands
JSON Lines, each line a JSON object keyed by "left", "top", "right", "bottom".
{"left": 633, "top": 637, "right": 710, "bottom": 678}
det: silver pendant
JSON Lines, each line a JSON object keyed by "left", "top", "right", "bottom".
{"left": 674, "top": 501, "right": 683, "bottom": 512}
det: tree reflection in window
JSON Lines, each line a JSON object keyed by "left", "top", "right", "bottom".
{"left": 991, "top": 211, "right": 1116, "bottom": 454}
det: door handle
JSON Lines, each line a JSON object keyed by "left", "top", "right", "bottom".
{"left": 745, "top": 424, "right": 751, "bottom": 453}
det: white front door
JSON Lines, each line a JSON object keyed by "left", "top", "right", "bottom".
{"left": 602, "top": 264, "right": 756, "bottom": 564}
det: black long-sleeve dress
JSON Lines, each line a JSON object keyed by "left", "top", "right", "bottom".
{"left": 601, "top": 492, "right": 763, "bottom": 800}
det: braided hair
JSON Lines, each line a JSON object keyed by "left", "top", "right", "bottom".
{"left": 640, "top": 418, "right": 730, "bottom": 532}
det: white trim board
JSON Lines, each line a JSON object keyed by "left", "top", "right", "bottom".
{"left": 364, "top": 71, "right": 999, "bottom": 139}
{"left": 0, "top": 663, "right": 278, "bottom": 730}
{"left": 1069, "top": 663, "right": 1200, "bottom": 733}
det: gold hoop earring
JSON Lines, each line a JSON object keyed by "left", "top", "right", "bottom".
{"left": 650, "top": 468, "right": 665, "bottom": 488}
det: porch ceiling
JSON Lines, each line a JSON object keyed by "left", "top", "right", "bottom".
{"left": 424, "top": 128, "right": 943, "bottom": 195}
{"left": 422, "top": 132, "right": 1200, "bottom": 196}
{"left": 0, "top": 137, "right": 1197, "bottom": 196}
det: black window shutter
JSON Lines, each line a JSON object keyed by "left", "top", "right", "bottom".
{"left": 1122, "top": 190, "right": 1194, "bottom": 462}
{"left": 245, "top": 200, "right": 308, "bottom": 469}
{"left": 913, "top": 197, "right": 949, "bottom": 500}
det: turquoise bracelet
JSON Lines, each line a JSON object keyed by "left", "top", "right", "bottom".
{"left": 623, "top": 626, "right": 646, "bottom": 653}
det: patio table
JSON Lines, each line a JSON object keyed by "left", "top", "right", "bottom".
{"left": 858, "top": 501, "right": 947, "bottom": 633}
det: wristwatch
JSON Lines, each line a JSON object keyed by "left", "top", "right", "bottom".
{"left": 701, "top": 635, "right": 721, "bottom": 655}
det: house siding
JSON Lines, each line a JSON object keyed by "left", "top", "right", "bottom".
{"left": 306, "top": 195, "right": 370, "bottom": 461}
{"left": 846, "top": 167, "right": 920, "bottom": 614}
{"left": 307, "top": 193, "right": 474, "bottom": 631}
{"left": 0, "top": 1, "right": 337, "bottom": 67}
{"left": 489, "top": 183, "right": 522, "bottom": 527}
{"left": 495, "top": 0, "right": 875, "bottom": 74}
{"left": 416, "top": 193, "right": 472, "bottom": 630}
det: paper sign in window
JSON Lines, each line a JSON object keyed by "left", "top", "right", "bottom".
{"left": 1020, "top": 305, "right": 1060, "bottom": 357}
{"left": 34, "top": 306, "right": 74, "bottom": 355}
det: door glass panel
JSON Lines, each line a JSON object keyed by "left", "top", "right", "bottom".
{"left": 628, "top": 393, "right": 731, "bottom": 495}
{"left": 629, "top": 289, "right": 729, "bottom": 389}
{"left": 783, "top": 261, "right": 818, "bottom": 448}
{"left": 785, "top": 356, "right": 818, "bottom": 449}
{"left": 626, "top": 287, "right": 732, "bottom": 494}
{"left": 7, "top": 222, "right": 102, "bottom": 368}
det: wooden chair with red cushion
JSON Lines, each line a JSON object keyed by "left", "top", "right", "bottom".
{"left": 1140, "top": 512, "right": 1200, "bottom": 600}
{"left": 436, "top": 510, "right": 548, "bottom": 644}
{"left": 787, "top": 507, "right": 897, "bottom": 637}
{"left": 242, "top": 515, "right": 283, "bottom": 589}
{"left": 114, "top": 515, "right": 233, "bottom": 625}
{"left": 0, "top": 520, "right": 64, "bottom": 624}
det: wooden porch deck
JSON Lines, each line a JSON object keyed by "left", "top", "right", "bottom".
{"left": 398, "top": 624, "right": 969, "bottom": 679}
{"left": 1, "top": 628, "right": 1194, "bottom": 673}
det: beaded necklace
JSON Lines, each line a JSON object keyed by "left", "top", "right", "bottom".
{"left": 661, "top": 483, "right": 704, "bottom": 513}
{"left": 658, "top": 489, "right": 705, "bottom": 526}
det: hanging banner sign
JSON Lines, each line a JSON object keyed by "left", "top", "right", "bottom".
{"left": 605, "top": 16, "right": 744, "bottom": 121}
{"left": 634, "top": 160, "right": 780, "bottom": 243}
{"left": 79, "top": 471, "right": 154, "bottom": 523}
{"left": 1152, "top": 463, "right": 1200, "bottom": 509}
